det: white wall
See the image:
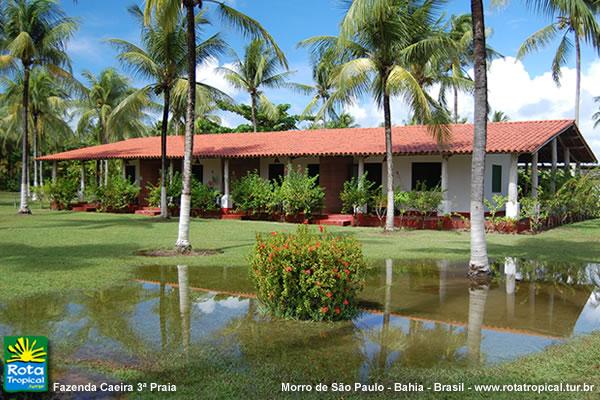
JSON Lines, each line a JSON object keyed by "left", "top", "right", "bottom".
{"left": 194, "top": 158, "right": 222, "bottom": 191}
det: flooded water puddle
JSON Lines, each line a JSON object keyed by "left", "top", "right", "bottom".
{"left": 1, "top": 259, "right": 598, "bottom": 383}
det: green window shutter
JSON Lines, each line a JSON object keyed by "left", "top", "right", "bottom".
{"left": 492, "top": 165, "right": 502, "bottom": 193}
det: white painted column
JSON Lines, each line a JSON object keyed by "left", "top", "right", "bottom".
{"left": 563, "top": 147, "right": 570, "bottom": 172}
{"left": 79, "top": 161, "right": 85, "bottom": 202}
{"left": 52, "top": 161, "right": 57, "bottom": 184}
{"left": 357, "top": 157, "right": 366, "bottom": 214}
{"left": 551, "top": 138, "right": 558, "bottom": 193}
{"left": 506, "top": 153, "right": 520, "bottom": 219}
{"left": 220, "top": 158, "right": 232, "bottom": 209}
{"left": 440, "top": 155, "right": 451, "bottom": 214}
{"left": 531, "top": 151, "right": 539, "bottom": 199}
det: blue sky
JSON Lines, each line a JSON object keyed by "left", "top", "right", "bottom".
{"left": 61, "top": 0, "right": 600, "bottom": 156}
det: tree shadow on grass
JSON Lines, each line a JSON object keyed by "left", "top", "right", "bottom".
{"left": 0, "top": 242, "right": 141, "bottom": 271}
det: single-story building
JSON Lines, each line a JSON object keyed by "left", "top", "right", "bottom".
{"left": 39, "top": 119, "right": 597, "bottom": 218}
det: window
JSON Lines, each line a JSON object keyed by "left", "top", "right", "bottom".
{"left": 411, "top": 162, "right": 441, "bottom": 190}
{"left": 351, "top": 163, "right": 382, "bottom": 188}
{"left": 307, "top": 164, "right": 320, "bottom": 185}
{"left": 268, "top": 164, "right": 284, "bottom": 183}
{"left": 492, "top": 165, "right": 502, "bottom": 193}
{"left": 125, "top": 165, "right": 136, "bottom": 184}
{"left": 192, "top": 164, "right": 203, "bottom": 183}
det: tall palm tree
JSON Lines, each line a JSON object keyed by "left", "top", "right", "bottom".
{"left": 469, "top": 0, "right": 490, "bottom": 275}
{"left": 1, "top": 67, "right": 72, "bottom": 194}
{"left": 110, "top": 5, "right": 226, "bottom": 218}
{"left": 0, "top": 0, "right": 77, "bottom": 214}
{"left": 219, "top": 39, "right": 296, "bottom": 133}
{"left": 76, "top": 68, "right": 153, "bottom": 184}
{"left": 490, "top": 110, "right": 510, "bottom": 122}
{"left": 516, "top": 0, "right": 600, "bottom": 125}
{"left": 144, "top": 0, "right": 287, "bottom": 252}
{"left": 303, "top": 0, "right": 451, "bottom": 232}
{"left": 296, "top": 47, "right": 348, "bottom": 125}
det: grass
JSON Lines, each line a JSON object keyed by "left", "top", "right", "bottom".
{"left": 1, "top": 191, "right": 599, "bottom": 399}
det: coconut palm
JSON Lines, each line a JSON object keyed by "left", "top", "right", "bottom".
{"left": 516, "top": 0, "right": 600, "bottom": 125}
{"left": 1, "top": 68, "right": 72, "bottom": 194}
{"left": 219, "top": 39, "right": 297, "bottom": 133}
{"left": 302, "top": 0, "right": 451, "bottom": 232}
{"left": 296, "top": 47, "right": 349, "bottom": 125}
{"left": 491, "top": 110, "right": 510, "bottom": 122}
{"left": 76, "top": 68, "right": 154, "bottom": 184}
{"left": 0, "top": 0, "right": 78, "bottom": 214}
{"left": 144, "top": 0, "right": 287, "bottom": 252}
{"left": 110, "top": 5, "right": 227, "bottom": 218}
{"left": 468, "top": 0, "right": 490, "bottom": 275}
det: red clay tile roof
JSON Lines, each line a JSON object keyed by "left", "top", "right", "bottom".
{"left": 38, "top": 119, "right": 597, "bottom": 162}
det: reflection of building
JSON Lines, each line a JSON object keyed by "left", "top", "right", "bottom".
{"left": 359, "top": 259, "right": 595, "bottom": 339}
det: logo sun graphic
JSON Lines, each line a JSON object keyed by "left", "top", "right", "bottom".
{"left": 7, "top": 337, "right": 47, "bottom": 363}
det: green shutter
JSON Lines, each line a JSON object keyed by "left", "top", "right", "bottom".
{"left": 492, "top": 165, "right": 502, "bottom": 193}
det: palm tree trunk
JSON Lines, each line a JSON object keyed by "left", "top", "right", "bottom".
{"left": 175, "top": 1, "right": 198, "bottom": 253}
{"left": 383, "top": 91, "right": 395, "bottom": 232}
{"left": 18, "top": 64, "right": 31, "bottom": 214}
{"left": 251, "top": 92, "right": 258, "bottom": 132}
{"left": 574, "top": 32, "right": 581, "bottom": 126}
{"left": 160, "top": 89, "right": 171, "bottom": 219}
{"left": 469, "top": 0, "right": 489, "bottom": 274}
{"left": 32, "top": 115, "right": 38, "bottom": 197}
{"left": 453, "top": 86, "right": 459, "bottom": 123}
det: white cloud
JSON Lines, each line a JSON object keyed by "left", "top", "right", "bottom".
{"left": 196, "top": 56, "right": 239, "bottom": 98}
{"left": 343, "top": 57, "right": 600, "bottom": 158}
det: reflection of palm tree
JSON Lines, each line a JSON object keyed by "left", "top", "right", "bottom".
{"left": 467, "top": 282, "right": 489, "bottom": 366}
{"left": 178, "top": 265, "right": 190, "bottom": 356}
{"left": 377, "top": 259, "right": 393, "bottom": 372}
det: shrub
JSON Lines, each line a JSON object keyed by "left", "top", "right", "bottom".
{"left": 231, "top": 171, "right": 274, "bottom": 214}
{"left": 274, "top": 165, "right": 324, "bottom": 217}
{"left": 95, "top": 176, "right": 140, "bottom": 212}
{"left": 146, "top": 171, "right": 183, "bottom": 208}
{"left": 250, "top": 225, "right": 367, "bottom": 321}
{"left": 394, "top": 190, "right": 411, "bottom": 223}
{"left": 484, "top": 194, "right": 508, "bottom": 225}
{"left": 340, "top": 174, "right": 376, "bottom": 214}
{"left": 190, "top": 180, "right": 220, "bottom": 212}
{"left": 41, "top": 177, "right": 79, "bottom": 209}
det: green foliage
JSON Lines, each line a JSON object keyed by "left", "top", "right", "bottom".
{"left": 217, "top": 101, "right": 302, "bottom": 132}
{"left": 339, "top": 174, "right": 376, "bottom": 214}
{"left": 249, "top": 225, "right": 367, "bottom": 321}
{"left": 40, "top": 178, "right": 79, "bottom": 209}
{"left": 520, "top": 197, "right": 547, "bottom": 233}
{"left": 484, "top": 194, "right": 508, "bottom": 223}
{"left": 231, "top": 171, "right": 274, "bottom": 214}
{"left": 394, "top": 190, "right": 412, "bottom": 216}
{"left": 190, "top": 181, "right": 220, "bottom": 212}
{"left": 146, "top": 171, "right": 183, "bottom": 207}
{"left": 95, "top": 176, "right": 140, "bottom": 212}
{"left": 409, "top": 183, "right": 444, "bottom": 216}
{"left": 274, "top": 166, "right": 324, "bottom": 217}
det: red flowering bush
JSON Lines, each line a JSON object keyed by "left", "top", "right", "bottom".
{"left": 249, "top": 225, "right": 367, "bottom": 321}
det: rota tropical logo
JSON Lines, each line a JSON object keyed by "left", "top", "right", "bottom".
{"left": 3, "top": 336, "right": 48, "bottom": 393}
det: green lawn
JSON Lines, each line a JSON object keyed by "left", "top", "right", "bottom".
{"left": 1, "top": 191, "right": 599, "bottom": 399}
{"left": 1, "top": 191, "right": 598, "bottom": 302}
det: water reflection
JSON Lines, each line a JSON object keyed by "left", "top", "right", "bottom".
{"left": 0, "top": 258, "right": 598, "bottom": 386}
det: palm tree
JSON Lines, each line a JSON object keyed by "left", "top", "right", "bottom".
{"left": 1, "top": 67, "right": 72, "bottom": 195}
{"left": 469, "top": 0, "right": 490, "bottom": 275}
{"left": 76, "top": 68, "right": 153, "bottom": 184}
{"left": 219, "top": 39, "right": 296, "bottom": 133}
{"left": 303, "top": 0, "right": 451, "bottom": 232}
{"left": 110, "top": 5, "right": 226, "bottom": 218}
{"left": 516, "top": 0, "right": 600, "bottom": 125}
{"left": 491, "top": 110, "right": 510, "bottom": 122}
{"left": 296, "top": 47, "right": 348, "bottom": 125}
{"left": 144, "top": 0, "right": 287, "bottom": 252}
{"left": 0, "top": 0, "right": 77, "bottom": 214}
